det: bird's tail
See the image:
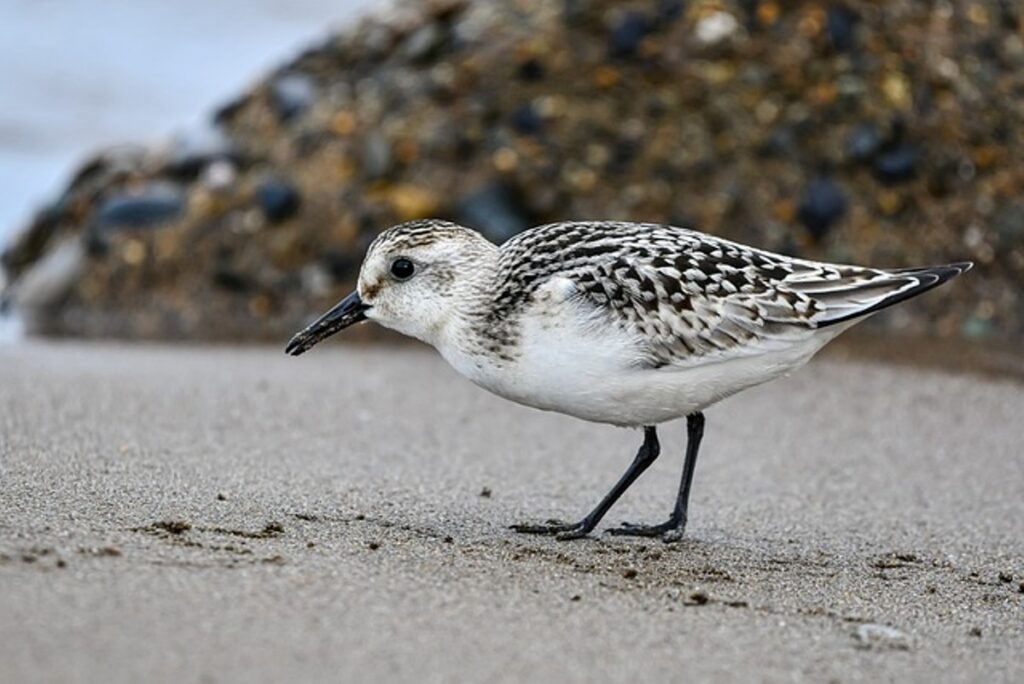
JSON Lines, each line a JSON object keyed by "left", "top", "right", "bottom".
{"left": 800, "top": 262, "right": 973, "bottom": 329}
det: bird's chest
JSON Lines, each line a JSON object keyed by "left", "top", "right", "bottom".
{"left": 440, "top": 298, "right": 650, "bottom": 423}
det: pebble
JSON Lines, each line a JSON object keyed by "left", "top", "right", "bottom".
{"left": 94, "top": 184, "right": 185, "bottom": 231}
{"left": 846, "top": 123, "right": 882, "bottom": 162}
{"left": 797, "top": 177, "right": 848, "bottom": 240}
{"left": 256, "top": 180, "right": 301, "bottom": 223}
{"left": 991, "top": 203, "right": 1024, "bottom": 246}
{"left": 457, "top": 184, "right": 530, "bottom": 244}
{"left": 609, "top": 12, "right": 652, "bottom": 59}
{"left": 874, "top": 145, "right": 920, "bottom": 184}
{"left": 200, "top": 159, "right": 238, "bottom": 191}
{"left": 166, "top": 123, "right": 235, "bottom": 179}
{"left": 362, "top": 132, "right": 393, "bottom": 179}
{"left": 510, "top": 103, "right": 543, "bottom": 136}
{"left": 402, "top": 23, "right": 445, "bottom": 62}
{"left": 270, "top": 74, "right": 316, "bottom": 122}
{"left": 8, "top": 239, "right": 86, "bottom": 309}
{"left": 517, "top": 58, "right": 544, "bottom": 82}
{"left": 826, "top": 7, "right": 858, "bottom": 52}
{"left": 695, "top": 11, "right": 739, "bottom": 45}
{"left": 386, "top": 184, "right": 440, "bottom": 222}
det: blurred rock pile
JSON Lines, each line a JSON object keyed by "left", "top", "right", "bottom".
{"left": 3, "top": 0, "right": 1022, "bottom": 342}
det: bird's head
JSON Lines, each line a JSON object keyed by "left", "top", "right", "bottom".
{"left": 286, "top": 220, "right": 496, "bottom": 355}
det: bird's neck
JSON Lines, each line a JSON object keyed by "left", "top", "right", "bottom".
{"left": 430, "top": 244, "right": 512, "bottom": 378}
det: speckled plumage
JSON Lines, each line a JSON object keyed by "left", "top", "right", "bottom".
{"left": 286, "top": 218, "right": 971, "bottom": 541}
{"left": 376, "top": 219, "right": 968, "bottom": 373}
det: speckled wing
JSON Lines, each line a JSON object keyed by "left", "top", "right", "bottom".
{"left": 561, "top": 228, "right": 822, "bottom": 368}
{"left": 506, "top": 222, "right": 968, "bottom": 370}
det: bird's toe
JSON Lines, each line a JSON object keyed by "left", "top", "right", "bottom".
{"left": 607, "top": 521, "right": 674, "bottom": 537}
{"left": 660, "top": 528, "right": 686, "bottom": 543}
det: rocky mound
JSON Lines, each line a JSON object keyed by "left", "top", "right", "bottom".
{"left": 3, "top": 0, "right": 1021, "bottom": 342}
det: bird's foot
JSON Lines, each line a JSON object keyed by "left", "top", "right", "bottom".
{"left": 510, "top": 518, "right": 592, "bottom": 541}
{"left": 608, "top": 518, "right": 686, "bottom": 543}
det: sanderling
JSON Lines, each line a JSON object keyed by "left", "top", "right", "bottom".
{"left": 286, "top": 219, "right": 971, "bottom": 541}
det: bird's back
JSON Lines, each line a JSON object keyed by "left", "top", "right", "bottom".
{"left": 445, "top": 221, "right": 970, "bottom": 424}
{"left": 487, "top": 221, "right": 969, "bottom": 368}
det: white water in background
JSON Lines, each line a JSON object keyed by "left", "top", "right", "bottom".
{"left": 0, "top": 0, "right": 380, "bottom": 246}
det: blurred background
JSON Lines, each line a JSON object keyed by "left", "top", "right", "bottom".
{"left": 1, "top": 0, "right": 1021, "bottom": 347}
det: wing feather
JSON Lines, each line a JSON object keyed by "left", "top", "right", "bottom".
{"left": 496, "top": 222, "right": 969, "bottom": 369}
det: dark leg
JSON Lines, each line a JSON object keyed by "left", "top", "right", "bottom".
{"left": 511, "top": 426, "right": 661, "bottom": 541}
{"left": 609, "top": 411, "right": 705, "bottom": 542}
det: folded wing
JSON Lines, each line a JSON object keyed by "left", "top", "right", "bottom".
{"left": 564, "top": 229, "right": 971, "bottom": 368}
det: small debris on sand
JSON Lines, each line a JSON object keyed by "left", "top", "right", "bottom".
{"left": 155, "top": 521, "right": 192, "bottom": 535}
{"left": 262, "top": 521, "right": 285, "bottom": 536}
{"left": 854, "top": 624, "right": 910, "bottom": 651}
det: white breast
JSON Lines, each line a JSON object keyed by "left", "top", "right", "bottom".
{"left": 438, "top": 277, "right": 842, "bottom": 427}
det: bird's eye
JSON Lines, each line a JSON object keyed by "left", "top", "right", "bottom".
{"left": 390, "top": 258, "right": 415, "bottom": 280}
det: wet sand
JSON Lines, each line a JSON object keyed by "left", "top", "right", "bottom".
{"left": 1, "top": 342, "right": 1022, "bottom": 682}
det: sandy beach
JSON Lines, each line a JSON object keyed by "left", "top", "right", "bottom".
{"left": 1, "top": 342, "right": 1022, "bottom": 682}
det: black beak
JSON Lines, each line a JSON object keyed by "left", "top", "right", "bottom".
{"left": 285, "top": 291, "right": 369, "bottom": 356}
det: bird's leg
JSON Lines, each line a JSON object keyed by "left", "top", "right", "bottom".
{"left": 610, "top": 412, "right": 705, "bottom": 543}
{"left": 510, "top": 426, "right": 661, "bottom": 541}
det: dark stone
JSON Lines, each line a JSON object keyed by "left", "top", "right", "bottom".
{"left": 846, "top": 123, "right": 882, "bottom": 162}
{"left": 874, "top": 145, "right": 919, "bottom": 184}
{"left": 607, "top": 139, "right": 639, "bottom": 175}
{"left": 826, "top": 7, "right": 858, "bottom": 52}
{"left": 456, "top": 183, "right": 531, "bottom": 244}
{"left": 757, "top": 126, "right": 797, "bottom": 158}
{"left": 797, "top": 177, "right": 847, "bottom": 240}
{"left": 609, "top": 12, "right": 652, "bottom": 60}
{"left": 321, "top": 249, "right": 360, "bottom": 283}
{"left": 992, "top": 202, "right": 1024, "bottom": 247}
{"left": 212, "top": 94, "right": 249, "bottom": 125}
{"left": 212, "top": 266, "right": 250, "bottom": 293}
{"left": 402, "top": 23, "right": 445, "bottom": 63}
{"left": 65, "top": 146, "right": 148, "bottom": 195}
{"left": 657, "top": 0, "right": 683, "bottom": 22}
{"left": 1, "top": 204, "right": 63, "bottom": 276}
{"left": 256, "top": 180, "right": 301, "bottom": 223}
{"left": 511, "top": 103, "right": 543, "bottom": 136}
{"left": 517, "top": 58, "right": 545, "bottom": 82}
{"left": 166, "top": 123, "right": 236, "bottom": 179}
{"left": 270, "top": 74, "right": 316, "bottom": 123}
{"left": 94, "top": 184, "right": 185, "bottom": 231}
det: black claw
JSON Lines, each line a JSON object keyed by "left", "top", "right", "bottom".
{"left": 607, "top": 516, "right": 688, "bottom": 542}
{"left": 607, "top": 520, "right": 680, "bottom": 538}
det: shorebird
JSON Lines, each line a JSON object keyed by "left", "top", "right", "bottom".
{"left": 286, "top": 220, "right": 970, "bottom": 541}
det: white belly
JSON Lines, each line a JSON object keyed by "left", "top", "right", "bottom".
{"left": 439, "top": 297, "right": 841, "bottom": 427}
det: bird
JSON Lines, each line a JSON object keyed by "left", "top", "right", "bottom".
{"left": 286, "top": 219, "right": 971, "bottom": 542}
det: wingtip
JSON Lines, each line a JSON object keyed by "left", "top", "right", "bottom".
{"left": 935, "top": 261, "right": 974, "bottom": 282}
